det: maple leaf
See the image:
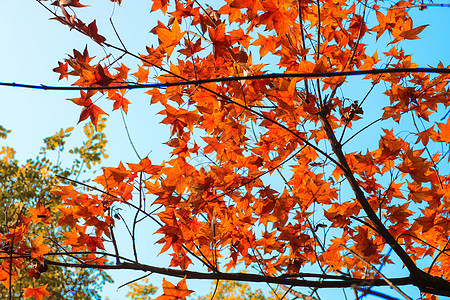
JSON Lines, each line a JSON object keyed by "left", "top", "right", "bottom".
{"left": 259, "top": 0, "right": 289, "bottom": 35}
{"left": 110, "top": 92, "right": 131, "bottom": 113}
{"left": 67, "top": 86, "right": 107, "bottom": 129}
{"left": 398, "top": 149, "right": 432, "bottom": 183}
{"left": 170, "top": 119, "right": 187, "bottom": 137}
{"left": 87, "top": 20, "right": 106, "bottom": 44}
{"left": 58, "top": 207, "right": 79, "bottom": 228}
{"left": 388, "top": 203, "right": 413, "bottom": 224}
{"left": 399, "top": 24, "right": 428, "bottom": 40}
{"left": 208, "top": 23, "right": 231, "bottom": 58}
{"left": 114, "top": 63, "right": 129, "bottom": 80}
{"left": 178, "top": 38, "right": 203, "bottom": 57}
{"left": 156, "top": 19, "right": 185, "bottom": 56}
{"left": 68, "top": 90, "right": 96, "bottom": 107}
{"left": 127, "top": 157, "right": 162, "bottom": 175}
{"left": 31, "top": 236, "right": 52, "bottom": 263}
{"left": 23, "top": 284, "right": 51, "bottom": 300}
{"left": 78, "top": 104, "right": 108, "bottom": 130}
{"left": 415, "top": 126, "right": 436, "bottom": 146}
{"left": 416, "top": 211, "right": 436, "bottom": 233}
{"left": 52, "top": 61, "right": 69, "bottom": 80}
{"left": 92, "top": 64, "right": 114, "bottom": 86}
{"left": 67, "top": 46, "right": 94, "bottom": 74}
{"left": 437, "top": 117, "right": 450, "bottom": 143}
{"left": 78, "top": 233, "right": 105, "bottom": 252}
{"left": 252, "top": 33, "right": 277, "bottom": 57}
{"left": 101, "top": 162, "right": 131, "bottom": 183}
{"left": 61, "top": 227, "right": 83, "bottom": 247}
{"left": 26, "top": 267, "right": 41, "bottom": 280}
{"left": 229, "top": 0, "right": 264, "bottom": 20}
{"left": 29, "top": 202, "right": 51, "bottom": 224}
{"left": 169, "top": 252, "right": 193, "bottom": 270}
{"left": 156, "top": 277, "right": 193, "bottom": 300}
{"left": 133, "top": 66, "right": 149, "bottom": 83}
{"left": 51, "top": 0, "right": 88, "bottom": 7}
{"left": 151, "top": 0, "right": 169, "bottom": 13}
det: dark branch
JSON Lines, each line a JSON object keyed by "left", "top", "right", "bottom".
{"left": 43, "top": 259, "right": 414, "bottom": 289}
{"left": 0, "top": 68, "right": 449, "bottom": 91}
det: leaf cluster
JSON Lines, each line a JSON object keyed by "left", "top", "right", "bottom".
{"left": 6, "top": 0, "right": 450, "bottom": 299}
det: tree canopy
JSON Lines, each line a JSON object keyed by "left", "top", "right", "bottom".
{"left": 2, "top": 0, "right": 450, "bottom": 299}
{"left": 0, "top": 122, "right": 111, "bottom": 299}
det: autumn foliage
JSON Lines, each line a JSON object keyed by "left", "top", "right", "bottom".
{"left": 3, "top": 0, "right": 450, "bottom": 299}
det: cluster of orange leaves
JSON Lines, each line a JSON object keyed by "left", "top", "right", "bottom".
{"left": 4, "top": 0, "right": 450, "bottom": 299}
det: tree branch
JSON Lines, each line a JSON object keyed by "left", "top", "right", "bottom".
{"left": 317, "top": 111, "right": 450, "bottom": 297}
{"left": 1, "top": 68, "right": 449, "bottom": 91}
{"left": 43, "top": 259, "right": 414, "bottom": 289}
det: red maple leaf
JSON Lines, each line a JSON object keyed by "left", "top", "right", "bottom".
{"left": 78, "top": 104, "right": 108, "bottom": 130}
{"left": 51, "top": 0, "right": 88, "bottom": 7}
{"left": 53, "top": 61, "right": 69, "bottom": 80}
{"left": 87, "top": 20, "right": 106, "bottom": 44}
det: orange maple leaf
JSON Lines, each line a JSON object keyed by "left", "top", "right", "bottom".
{"left": 437, "top": 117, "right": 450, "bottom": 143}
{"left": 24, "top": 284, "right": 51, "bottom": 300}
{"left": 68, "top": 90, "right": 96, "bottom": 107}
{"left": 208, "top": 23, "right": 231, "bottom": 58}
{"left": 156, "top": 277, "right": 193, "bottom": 300}
{"left": 252, "top": 33, "right": 277, "bottom": 57}
{"left": 31, "top": 236, "right": 51, "bottom": 263}
{"left": 415, "top": 126, "right": 436, "bottom": 146}
{"left": 156, "top": 19, "right": 185, "bottom": 56}
{"left": 92, "top": 64, "right": 114, "bottom": 86}
{"left": 416, "top": 211, "right": 436, "bottom": 233}
{"left": 0, "top": 267, "right": 18, "bottom": 288}
{"left": 133, "top": 66, "right": 149, "bottom": 83}
{"left": 127, "top": 157, "right": 163, "bottom": 175}
{"left": 110, "top": 92, "right": 131, "bottom": 113}
{"left": 398, "top": 149, "right": 432, "bottom": 183}
{"left": 29, "top": 201, "right": 51, "bottom": 224}
{"left": 399, "top": 24, "right": 428, "bottom": 40}
{"left": 61, "top": 227, "right": 83, "bottom": 247}
{"left": 78, "top": 233, "right": 105, "bottom": 252}
{"left": 151, "top": 0, "right": 169, "bottom": 13}
{"left": 178, "top": 38, "right": 203, "bottom": 57}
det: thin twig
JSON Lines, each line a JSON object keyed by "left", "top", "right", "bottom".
{"left": 389, "top": 3, "right": 450, "bottom": 9}
{"left": 117, "top": 272, "right": 152, "bottom": 290}
{"left": 341, "top": 244, "right": 412, "bottom": 300}
{"left": 121, "top": 109, "right": 142, "bottom": 160}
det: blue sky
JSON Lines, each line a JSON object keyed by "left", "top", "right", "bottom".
{"left": 1, "top": 1, "right": 450, "bottom": 299}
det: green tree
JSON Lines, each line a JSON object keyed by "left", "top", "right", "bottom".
{"left": 124, "top": 279, "right": 282, "bottom": 300}
{"left": 125, "top": 278, "right": 158, "bottom": 300}
{"left": 0, "top": 120, "right": 112, "bottom": 299}
{"left": 193, "top": 281, "right": 272, "bottom": 300}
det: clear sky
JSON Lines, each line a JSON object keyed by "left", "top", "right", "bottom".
{"left": 1, "top": 1, "right": 450, "bottom": 299}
